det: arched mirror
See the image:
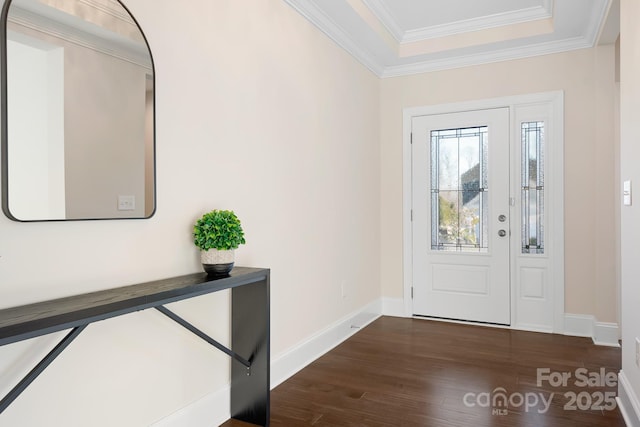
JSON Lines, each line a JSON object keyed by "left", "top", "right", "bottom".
{"left": 0, "top": 0, "right": 155, "bottom": 221}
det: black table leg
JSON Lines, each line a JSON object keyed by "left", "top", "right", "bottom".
{"left": 230, "top": 277, "right": 270, "bottom": 426}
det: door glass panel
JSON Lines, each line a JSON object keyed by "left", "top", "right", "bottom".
{"left": 521, "top": 121, "right": 544, "bottom": 254}
{"left": 431, "top": 126, "right": 488, "bottom": 252}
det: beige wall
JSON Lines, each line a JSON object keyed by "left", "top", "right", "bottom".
{"left": 619, "top": 0, "right": 640, "bottom": 410}
{"left": 380, "top": 46, "right": 618, "bottom": 322}
{"left": 64, "top": 44, "right": 147, "bottom": 219}
{"left": 0, "top": 0, "right": 380, "bottom": 425}
{"left": 7, "top": 19, "right": 149, "bottom": 219}
{"left": 0, "top": 0, "right": 623, "bottom": 424}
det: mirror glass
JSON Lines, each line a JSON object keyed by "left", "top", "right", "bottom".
{"left": 1, "top": 0, "right": 155, "bottom": 221}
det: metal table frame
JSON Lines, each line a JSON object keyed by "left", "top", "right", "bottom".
{"left": 0, "top": 267, "right": 270, "bottom": 426}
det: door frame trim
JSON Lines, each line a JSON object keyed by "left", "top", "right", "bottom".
{"left": 402, "top": 91, "right": 565, "bottom": 333}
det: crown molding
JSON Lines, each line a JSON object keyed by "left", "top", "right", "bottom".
{"left": 283, "top": 0, "right": 606, "bottom": 79}
{"left": 360, "top": 0, "right": 403, "bottom": 42}
{"left": 78, "top": 0, "right": 136, "bottom": 25}
{"left": 587, "top": 0, "right": 614, "bottom": 46}
{"left": 362, "top": 0, "right": 553, "bottom": 43}
{"left": 381, "top": 35, "right": 592, "bottom": 78}
{"left": 282, "top": 0, "right": 383, "bottom": 76}
{"left": 402, "top": 4, "right": 552, "bottom": 43}
{"left": 8, "top": 6, "right": 151, "bottom": 69}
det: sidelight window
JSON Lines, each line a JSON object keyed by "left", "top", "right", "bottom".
{"left": 521, "top": 121, "right": 545, "bottom": 254}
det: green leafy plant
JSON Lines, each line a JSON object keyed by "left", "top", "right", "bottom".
{"left": 193, "top": 210, "right": 246, "bottom": 251}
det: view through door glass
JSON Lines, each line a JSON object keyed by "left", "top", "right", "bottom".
{"left": 431, "top": 126, "right": 489, "bottom": 252}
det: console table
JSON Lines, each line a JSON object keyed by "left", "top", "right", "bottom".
{"left": 0, "top": 267, "right": 270, "bottom": 426}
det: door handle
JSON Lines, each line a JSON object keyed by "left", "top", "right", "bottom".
{"left": 498, "top": 230, "right": 507, "bottom": 237}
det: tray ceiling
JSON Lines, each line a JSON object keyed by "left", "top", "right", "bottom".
{"left": 283, "top": 0, "right": 619, "bottom": 77}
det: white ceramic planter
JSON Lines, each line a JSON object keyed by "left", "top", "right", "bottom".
{"left": 201, "top": 249, "right": 234, "bottom": 276}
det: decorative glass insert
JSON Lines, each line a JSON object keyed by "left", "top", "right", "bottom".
{"left": 431, "top": 126, "right": 488, "bottom": 252}
{"left": 521, "top": 121, "right": 544, "bottom": 254}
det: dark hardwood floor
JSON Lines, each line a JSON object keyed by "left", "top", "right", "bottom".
{"left": 223, "top": 316, "right": 624, "bottom": 426}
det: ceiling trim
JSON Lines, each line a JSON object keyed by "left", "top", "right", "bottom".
{"left": 587, "top": 0, "right": 614, "bottom": 46}
{"left": 282, "top": 0, "right": 612, "bottom": 78}
{"left": 364, "top": 0, "right": 554, "bottom": 43}
{"left": 282, "top": 0, "right": 383, "bottom": 76}
{"left": 78, "top": 0, "right": 135, "bottom": 24}
{"left": 8, "top": 6, "right": 151, "bottom": 69}
{"left": 381, "top": 36, "right": 592, "bottom": 78}
{"left": 596, "top": 0, "right": 619, "bottom": 44}
{"left": 403, "top": 4, "right": 553, "bottom": 43}
{"left": 359, "top": 0, "right": 403, "bottom": 41}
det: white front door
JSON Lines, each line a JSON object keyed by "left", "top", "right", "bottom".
{"left": 411, "top": 108, "right": 511, "bottom": 325}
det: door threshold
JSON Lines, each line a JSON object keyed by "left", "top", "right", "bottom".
{"left": 412, "top": 314, "right": 510, "bottom": 329}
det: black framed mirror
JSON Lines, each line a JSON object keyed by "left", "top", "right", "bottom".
{"left": 0, "top": 0, "right": 155, "bottom": 221}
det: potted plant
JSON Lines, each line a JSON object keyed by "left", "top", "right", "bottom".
{"left": 193, "top": 209, "right": 246, "bottom": 276}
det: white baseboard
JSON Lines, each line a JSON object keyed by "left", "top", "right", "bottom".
{"left": 593, "top": 321, "right": 621, "bottom": 347}
{"left": 563, "top": 313, "right": 594, "bottom": 337}
{"left": 563, "top": 313, "right": 620, "bottom": 347}
{"left": 150, "top": 303, "right": 622, "bottom": 426}
{"left": 150, "top": 300, "right": 382, "bottom": 427}
{"left": 150, "top": 385, "right": 230, "bottom": 427}
{"left": 382, "top": 301, "right": 620, "bottom": 347}
{"left": 270, "top": 299, "right": 382, "bottom": 388}
{"left": 381, "top": 297, "right": 407, "bottom": 317}
{"left": 618, "top": 370, "right": 640, "bottom": 427}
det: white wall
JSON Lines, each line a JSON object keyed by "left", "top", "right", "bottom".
{"left": 380, "top": 46, "right": 619, "bottom": 324}
{"left": 619, "top": 0, "right": 640, "bottom": 420}
{"left": 6, "top": 37, "right": 65, "bottom": 220}
{"left": 0, "top": 0, "right": 380, "bottom": 425}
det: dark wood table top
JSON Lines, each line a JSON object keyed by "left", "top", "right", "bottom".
{"left": 0, "top": 267, "right": 269, "bottom": 346}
